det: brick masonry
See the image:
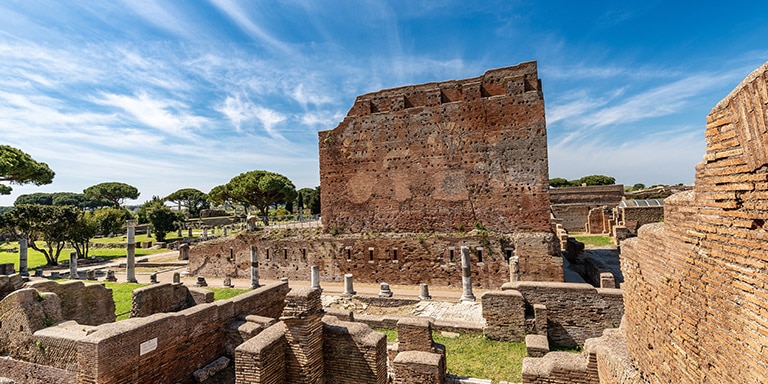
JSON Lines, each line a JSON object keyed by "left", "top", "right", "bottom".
{"left": 129, "top": 282, "right": 213, "bottom": 318}
{"left": 619, "top": 61, "right": 768, "bottom": 382}
{"left": 483, "top": 281, "right": 623, "bottom": 348}
{"left": 550, "top": 185, "right": 625, "bottom": 232}
{"left": 319, "top": 61, "right": 551, "bottom": 235}
{"left": 76, "top": 281, "right": 289, "bottom": 384}
{"left": 25, "top": 280, "right": 115, "bottom": 326}
{"left": 189, "top": 228, "right": 563, "bottom": 289}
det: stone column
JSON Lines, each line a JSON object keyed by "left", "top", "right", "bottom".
{"left": 343, "top": 273, "right": 356, "bottom": 296}
{"left": 188, "top": 227, "right": 193, "bottom": 237}
{"left": 250, "top": 245, "right": 260, "bottom": 289}
{"left": 18, "top": 237, "right": 28, "bottom": 276}
{"left": 460, "top": 246, "right": 475, "bottom": 302}
{"left": 419, "top": 283, "right": 432, "bottom": 300}
{"left": 146, "top": 226, "right": 152, "bottom": 238}
{"left": 510, "top": 256, "right": 520, "bottom": 282}
{"left": 126, "top": 219, "right": 138, "bottom": 283}
{"left": 69, "top": 251, "right": 78, "bottom": 279}
{"left": 173, "top": 272, "right": 181, "bottom": 284}
{"left": 310, "top": 265, "right": 321, "bottom": 289}
{"left": 202, "top": 227, "right": 208, "bottom": 240}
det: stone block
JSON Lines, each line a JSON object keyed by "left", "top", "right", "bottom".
{"left": 525, "top": 334, "right": 549, "bottom": 357}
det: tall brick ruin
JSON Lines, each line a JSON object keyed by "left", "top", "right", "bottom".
{"left": 619, "top": 61, "right": 768, "bottom": 382}
{"left": 319, "top": 61, "right": 551, "bottom": 234}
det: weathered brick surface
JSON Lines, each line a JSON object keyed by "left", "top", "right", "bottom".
{"left": 76, "top": 282, "right": 288, "bottom": 384}
{"left": 392, "top": 351, "right": 445, "bottom": 384}
{"left": 235, "top": 322, "right": 287, "bottom": 384}
{"left": 521, "top": 352, "right": 598, "bottom": 384}
{"left": 616, "top": 205, "right": 663, "bottom": 234}
{"left": 129, "top": 282, "right": 213, "bottom": 318}
{"left": 489, "top": 282, "right": 623, "bottom": 348}
{"left": 282, "top": 288, "right": 324, "bottom": 384}
{"left": 0, "top": 356, "right": 76, "bottom": 384}
{"left": 550, "top": 185, "right": 624, "bottom": 231}
{"left": 322, "top": 316, "right": 388, "bottom": 384}
{"left": 190, "top": 229, "right": 563, "bottom": 289}
{"left": 0, "top": 289, "right": 68, "bottom": 366}
{"left": 319, "top": 62, "right": 551, "bottom": 235}
{"left": 620, "top": 62, "right": 768, "bottom": 383}
{"left": 481, "top": 290, "right": 527, "bottom": 342}
{"left": 25, "top": 280, "right": 114, "bottom": 325}
{"left": 0, "top": 273, "right": 23, "bottom": 301}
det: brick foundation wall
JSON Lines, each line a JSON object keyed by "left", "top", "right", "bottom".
{"left": 235, "top": 322, "right": 287, "bottom": 384}
{"left": 492, "top": 282, "right": 623, "bottom": 348}
{"left": 550, "top": 185, "right": 625, "bottom": 232}
{"left": 619, "top": 62, "right": 768, "bottom": 383}
{"left": 0, "top": 356, "right": 76, "bottom": 384}
{"left": 521, "top": 352, "right": 598, "bottom": 384}
{"left": 618, "top": 206, "right": 663, "bottom": 234}
{"left": 322, "top": 316, "right": 388, "bottom": 384}
{"left": 0, "top": 274, "right": 23, "bottom": 301}
{"left": 189, "top": 229, "right": 563, "bottom": 289}
{"left": 319, "top": 62, "right": 551, "bottom": 235}
{"left": 26, "top": 281, "right": 115, "bottom": 326}
{"left": 130, "top": 282, "right": 212, "bottom": 317}
{"left": 481, "top": 290, "right": 527, "bottom": 342}
{"left": 76, "top": 282, "right": 288, "bottom": 384}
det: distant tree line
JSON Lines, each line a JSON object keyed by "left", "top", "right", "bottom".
{"left": 1, "top": 146, "right": 322, "bottom": 265}
{"left": 549, "top": 175, "right": 616, "bottom": 188}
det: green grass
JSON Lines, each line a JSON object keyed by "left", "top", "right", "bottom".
{"left": 104, "top": 281, "right": 146, "bottom": 321}
{"left": 375, "top": 329, "right": 526, "bottom": 383}
{"left": 206, "top": 287, "right": 251, "bottom": 301}
{"left": 0, "top": 241, "right": 165, "bottom": 271}
{"left": 570, "top": 233, "right": 615, "bottom": 247}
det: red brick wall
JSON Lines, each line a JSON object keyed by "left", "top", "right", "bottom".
{"left": 190, "top": 230, "right": 563, "bottom": 288}
{"left": 77, "top": 282, "right": 289, "bottom": 384}
{"left": 621, "top": 62, "right": 768, "bottom": 383}
{"left": 0, "top": 356, "right": 77, "bottom": 384}
{"left": 319, "top": 62, "right": 551, "bottom": 234}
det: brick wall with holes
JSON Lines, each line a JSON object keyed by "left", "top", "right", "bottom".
{"left": 189, "top": 229, "right": 563, "bottom": 288}
{"left": 318, "top": 61, "right": 551, "bottom": 235}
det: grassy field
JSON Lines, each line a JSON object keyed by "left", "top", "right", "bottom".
{"left": 570, "top": 233, "right": 615, "bottom": 247}
{"left": 376, "top": 329, "right": 526, "bottom": 383}
{"left": 0, "top": 241, "right": 166, "bottom": 271}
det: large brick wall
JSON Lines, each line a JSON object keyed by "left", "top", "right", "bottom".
{"left": 319, "top": 61, "right": 551, "bottom": 235}
{"left": 620, "top": 61, "right": 768, "bottom": 382}
{"left": 190, "top": 229, "right": 563, "bottom": 288}
{"left": 130, "top": 282, "right": 213, "bottom": 318}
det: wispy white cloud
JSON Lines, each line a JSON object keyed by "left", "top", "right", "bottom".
{"left": 208, "top": 0, "right": 294, "bottom": 55}
{"left": 92, "top": 91, "right": 207, "bottom": 135}
{"left": 216, "top": 94, "right": 286, "bottom": 139}
{"left": 119, "top": 0, "right": 197, "bottom": 40}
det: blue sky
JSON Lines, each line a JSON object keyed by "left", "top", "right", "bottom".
{"left": 1, "top": 1, "right": 767, "bottom": 206}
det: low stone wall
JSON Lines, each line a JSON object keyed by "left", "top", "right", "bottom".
{"left": 235, "top": 322, "right": 287, "bottom": 384}
{"left": 189, "top": 229, "right": 563, "bottom": 290}
{"left": 481, "top": 290, "right": 527, "bottom": 342}
{"left": 482, "top": 282, "right": 623, "bottom": 348}
{"left": 130, "top": 283, "right": 213, "bottom": 318}
{"left": 77, "top": 282, "right": 289, "bottom": 384}
{"left": 25, "top": 280, "right": 115, "bottom": 326}
{"left": 0, "top": 273, "right": 23, "bottom": 301}
{"left": 0, "top": 356, "right": 76, "bottom": 384}
{"left": 0, "top": 289, "right": 64, "bottom": 366}
{"left": 323, "top": 316, "right": 388, "bottom": 383}
{"left": 618, "top": 205, "right": 663, "bottom": 234}
{"left": 522, "top": 326, "right": 647, "bottom": 384}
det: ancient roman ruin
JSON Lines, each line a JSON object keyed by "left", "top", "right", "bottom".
{"left": 190, "top": 61, "right": 564, "bottom": 288}
{"left": 1, "top": 60, "right": 768, "bottom": 383}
